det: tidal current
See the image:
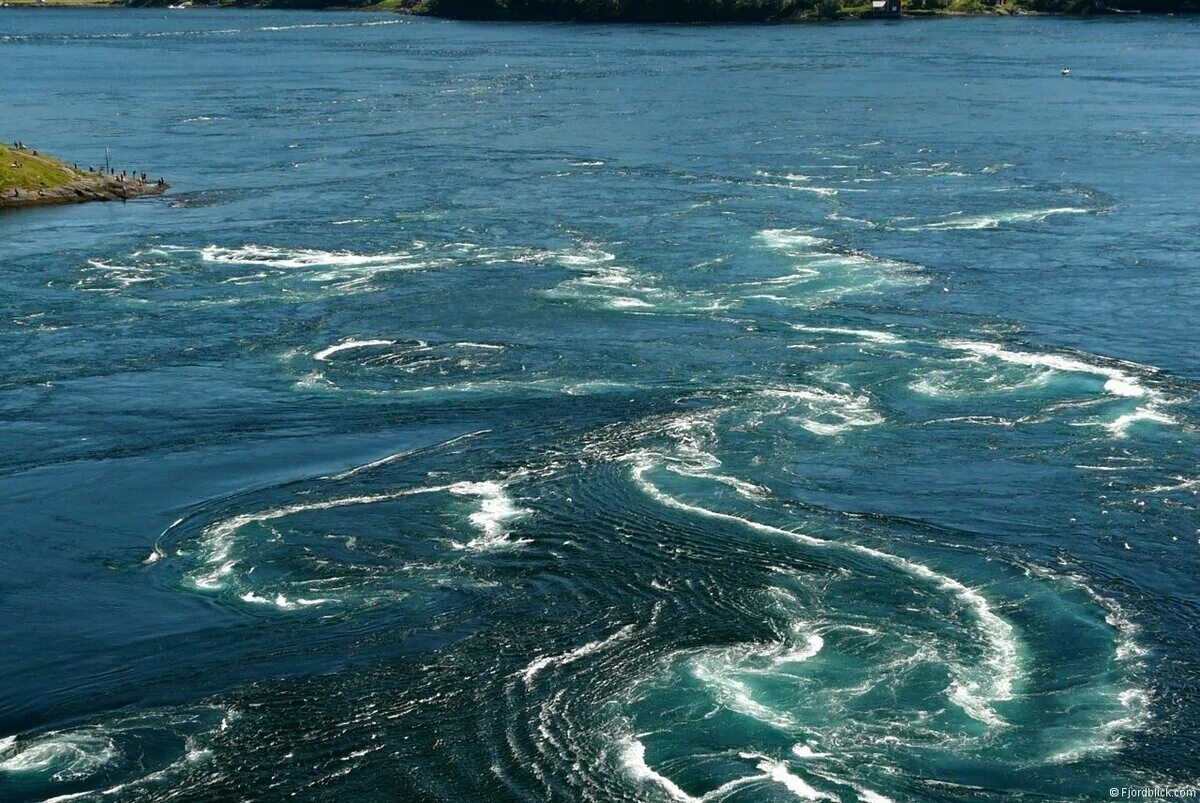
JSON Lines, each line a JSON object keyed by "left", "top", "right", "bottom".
{"left": 1, "top": 11, "right": 1198, "bottom": 801}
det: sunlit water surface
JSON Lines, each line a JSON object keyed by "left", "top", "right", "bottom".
{"left": 1, "top": 10, "right": 1198, "bottom": 802}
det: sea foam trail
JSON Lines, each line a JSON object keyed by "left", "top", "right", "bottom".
{"left": 914, "top": 207, "right": 1090, "bottom": 230}
{"left": 621, "top": 738, "right": 700, "bottom": 803}
{"left": 942, "top": 340, "right": 1175, "bottom": 436}
{"left": 628, "top": 455, "right": 1019, "bottom": 726}
{"left": 177, "top": 485, "right": 453, "bottom": 593}
{"left": 448, "top": 481, "right": 532, "bottom": 551}
{"left": 944, "top": 340, "right": 1150, "bottom": 398}
{"left": 521, "top": 612, "right": 655, "bottom": 684}
{"left": 521, "top": 625, "right": 637, "bottom": 685}
{"left": 327, "top": 429, "right": 491, "bottom": 480}
{"left": 620, "top": 738, "right": 848, "bottom": 802}
{"left": 200, "top": 244, "right": 416, "bottom": 270}
{"left": 790, "top": 324, "right": 903, "bottom": 344}
{"left": 1017, "top": 561, "right": 1153, "bottom": 761}
{"left": 753, "top": 228, "right": 926, "bottom": 303}
{"left": 313, "top": 339, "right": 396, "bottom": 362}
{"left": 690, "top": 657, "right": 799, "bottom": 731}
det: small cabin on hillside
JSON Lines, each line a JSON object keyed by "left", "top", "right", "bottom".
{"left": 870, "top": 0, "right": 902, "bottom": 16}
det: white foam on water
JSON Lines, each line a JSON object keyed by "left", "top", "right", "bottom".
{"left": 43, "top": 792, "right": 114, "bottom": 803}
{"left": 942, "top": 340, "right": 1150, "bottom": 398}
{"left": 254, "top": 19, "right": 409, "bottom": 31}
{"left": 27, "top": 706, "right": 239, "bottom": 802}
{"left": 313, "top": 339, "right": 396, "bottom": 362}
{"left": 1018, "top": 561, "right": 1154, "bottom": 763}
{"left": 789, "top": 186, "right": 841, "bottom": 198}
{"left": 542, "top": 257, "right": 669, "bottom": 312}
{"left": 682, "top": 628, "right": 824, "bottom": 730}
{"left": 758, "top": 229, "right": 830, "bottom": 251}
{"left": 620, "top": 737, "right": 701, "bottom": 803}
{"left": 629, "top": 455, "right": 1019, "bottom": 727}
{"left": 622, "top": 737, "right": 853, "bottom": 802}
{"left": 1102, "top": 406, "right": 1176, "bottom": 438}
{"left": 1044, "top": 685, "right": 1148, "bottom": 765}
{"left": 755, "top": 232, "right": 926, "bottom": 304}
{"left": 916, "top": 207, "right": 1090, "bottom": 230}
{"left": 327, "top": 430, "right": 491, "bottom": 481}
{"left": 78, "top": 260, "right": 160, "bottom": 290}
{"left": 522, "top": 622, "right": 640, "bottom": 684}
{"left": 551, "top": 247, "right": 617, "bottom": 269}
{"left": 545, "top": 254, "right": 731, "bottom": 315}
{"left": 691, "top": 656, "right": 799, "bottom": 731}
{"left": 947, "top": 682, "right": 1006, "bottom": 727}
{"left": 448, "top": 481, "right": 532, "bottom": 551}
{"left": 655, "top": 414, "right": 767, "bottom": 499}
{"left": 1140, "top": 475, "right": 1200, "bottom": 494}
{"left": 760, "top": 387, "right": 885, "bottom": 437}
{"left": 774, "top": 629, "right": 825, "bottom": 666}
{"left": 754, "top": 170, "right": 815, "bottom": 183}
{"left": 940, "top": 340, "right": 1177, "bottom": 437}
{"left": 0, "top": 731, "right": 117, "bottom": 781}
{"left": 238, "top": 591, "right": 335, "bottom": 610}
{"left": 790, "top": 325, "right": 903, "bottom": 344}
{"left": 1044, "top": 742, "right": 1121, "bottom": 766}
{"left": 756, "top": 759, "right": 834, "bottom": 800}
{"left": 200, "top": 244, "right": 415, "bottom": 270}
{"left": 182, "top": 485, "right": 452, "bottom": 592}
{"left": 610, "top": 297, "right": 655, "bottom": 309}
{"left": 1104, "top": 687, "right": 1152, "bottom": 734}
{"left": 910, "top": 369, "right": 1051, "bottom": 400}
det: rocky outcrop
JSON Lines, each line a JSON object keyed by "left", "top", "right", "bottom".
{"left": 0, "top": 172, "right": 169, "bottom": 209}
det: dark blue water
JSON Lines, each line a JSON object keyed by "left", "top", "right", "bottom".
{"left": 1, "top": 10, "right": 1198, "bottom": 801}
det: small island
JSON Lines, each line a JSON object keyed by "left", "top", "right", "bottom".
{"left": 0, "top": 142, "right": 168, "bottom": 210}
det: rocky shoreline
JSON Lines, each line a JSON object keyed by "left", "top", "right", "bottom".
{"left": 0, "top": 174, "right": 169, "bottom": 209}
{"left": 0, "top": 145, "right": 168, "bottom": 210}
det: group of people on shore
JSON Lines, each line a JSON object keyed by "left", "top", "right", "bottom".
{"left": 9, "top": 141, "right": 164, "bottom": 185}
{"left": 100, "top": 169, "right": 165, "bottom": 186}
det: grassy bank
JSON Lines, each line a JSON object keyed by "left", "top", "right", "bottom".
{"left": 0, "top": 143, "right": 168, "bottom": 209}
{"left": 0, "top": 144, "right": 78, "bottom": 192}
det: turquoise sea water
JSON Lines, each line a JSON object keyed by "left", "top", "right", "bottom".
{"left": 1, "top": 10, "right": 1199, "bottom": 801}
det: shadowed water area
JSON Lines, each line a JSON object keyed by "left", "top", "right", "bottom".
{"left": 1, "top": 10, "right": 1199, "bottom": 801}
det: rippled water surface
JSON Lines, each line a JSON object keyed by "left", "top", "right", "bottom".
{"left": 2, "top": 10, "right": 1199, "bottom": 801}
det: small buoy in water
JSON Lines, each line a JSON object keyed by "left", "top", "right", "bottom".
{"left": 1062, "top": 67, "right": 1071, "bottom": 77}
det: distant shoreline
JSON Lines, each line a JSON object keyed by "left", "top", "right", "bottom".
{"left": 1, "top": 0, "right": 1192, "bottom": 20}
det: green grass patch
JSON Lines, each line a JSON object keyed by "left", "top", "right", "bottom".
{"left": 0, "top": 144, "right": 78, "bottom": 192}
